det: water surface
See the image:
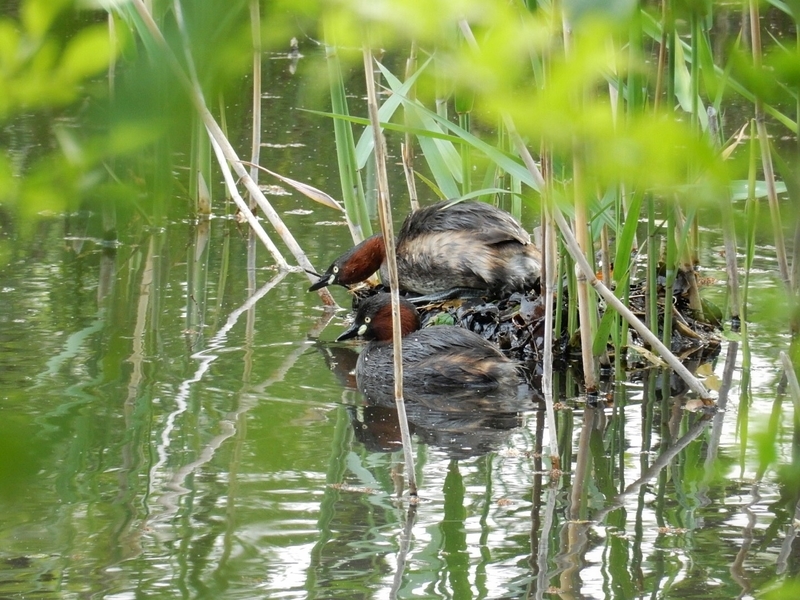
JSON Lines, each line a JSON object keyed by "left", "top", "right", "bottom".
{"left": 1, "top": 48, "right": 798, "bottom": 600}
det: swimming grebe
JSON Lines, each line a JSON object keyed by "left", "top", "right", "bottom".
{"left": 309, "top": 200, "right": 541, "bottom": 298}
{"left": 336, "top": 293, "right": 520, "bottom": 399}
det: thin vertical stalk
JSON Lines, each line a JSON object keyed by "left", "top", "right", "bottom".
{"left": 662, "top": 207, "right": 676, "bottom": 347}
{"left": 563, "top": 12, "right": 597, "bottom": 391}
{"left": 363, "top": 44, "right": 417, "bottom": 497}
{"left": 735, "top": 123, "right": 759, "bottom": 476}
{"left": 555, "top": 238, "right": 565, "bottom": 343}
{"left": 646, "top": 198, "right": 658, "bottom": 337}
{"left": 566, "top": 249, "right": 578, "bottom": 346}
{"left": 574, "top": 162, "right": 598, "bottom": 392}
{"left": 186, "top": 219, "right": 210, "bottom": 351}
{"left": 653, "top": 0, "right": 668, "bottom": 110}
{"left": 749, "top": 0, "right": 791, "bottom": 290}
{"left": 390, "top": 505, "right": 418, "bottom": 597}
{"left": 248, "top": 0, "right": 262, "bottom": 202}
{"left": 675, "top": 206, "right": 703, "bottom": 314}
{"left": 402, "top": 41, "right": 419, "bottom": 212}
{"left": 690, "top": 11, "right": 701, "bottom": 132}
{"left": 458, "top": 112, "right": 471, "bottom": 196}
{"left": 543, "top": 200, "right": 562, "bottom": 474}
{"left": 709, "top": 109, "right": 741, "bottom": 327}
{"left": 454, "top": 79, "right": 473, "bottom": 196}
{"left": 246, "top": 0, "right": 262, "bottom": 269}
{"left": 600, "top": 223, "right": 611, "bottom": 286}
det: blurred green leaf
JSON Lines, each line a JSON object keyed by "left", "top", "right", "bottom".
{"left": 763, "top": 578, "right": 800, "bottom": 599}
{"left": 0, "top": 20, "right": 22, "bottom": 74}
{"left": 21, "top": 0, "right": 72, "bottom": 39}
{"left": 59, "top": 23, "right": 114, "bottom": 82}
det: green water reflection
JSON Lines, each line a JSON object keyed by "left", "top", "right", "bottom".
{"left": 1, "top": 212, "right": 798, "bottom": 597}
{"left": 1, "top": 40, "right": 800, "bottom": 600}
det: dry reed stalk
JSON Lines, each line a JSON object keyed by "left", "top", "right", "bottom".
{"left": 561, "top": 10, "right": 598, "bottom": 392}
{"left": 542, "top": 201, "right": 562, "bottom": 473}
{"left": 129, "top": 0, "right": 336, "bottom": 306}
{"left": 574, "top": 158, "right": 598, "bottom": 392}
{"left": 210, "top": 136, "right": 289, "bottom": 270}
{"left": 363, "top": 44, "right": 417, "bottom": 497}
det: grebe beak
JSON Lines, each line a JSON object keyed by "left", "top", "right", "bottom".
{"left": 336, "top": 322, "right": 366, "bottom": 342}
{"left": 308, "top": 272, "right": 335, "bottom": 291}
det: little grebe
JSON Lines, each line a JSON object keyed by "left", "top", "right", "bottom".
{"left": 309, "top": 200, "right": 541, "bottom": 298}
{"left": 336, "top": 293, "right": 520, "bottom": 398}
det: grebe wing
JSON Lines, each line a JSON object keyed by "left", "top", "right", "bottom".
{"left": 401, "top": 201, "right": 531, "bottom": 246}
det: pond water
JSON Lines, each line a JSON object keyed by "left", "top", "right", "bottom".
{"left": 1, "top": 48, "right": 799, "bottom": 600}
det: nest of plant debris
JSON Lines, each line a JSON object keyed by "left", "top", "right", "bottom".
{"left": 351, "top": 264, "right": 722, "bottom": 373}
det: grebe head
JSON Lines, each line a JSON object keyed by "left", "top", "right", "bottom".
{"left": 309, "top": 234, "right": 386, "bottom": 291}
{"left": 336, "top": 293, "right": 420, "bottom": 342}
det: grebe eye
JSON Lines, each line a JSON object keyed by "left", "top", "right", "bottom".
{"left": 332, "top": 266, "right": 339, "bottom": 274}
{"left": 364, "top": 317, "right": 371, "bottom": 324}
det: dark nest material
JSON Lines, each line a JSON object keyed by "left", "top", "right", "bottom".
{"left": 351, "top": 266, "right": 722, "bottom": 376}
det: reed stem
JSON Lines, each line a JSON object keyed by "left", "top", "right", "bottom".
{"left": 749, "top": 0, "right": 791, "bottom": 290}
{"left": 574, "top": 160, "right": 598, "bottom": 392}
{"left": 248, "top": 0, "right": 262, "bottom": 202}
{"left": 646, "top": 198, "right": 658, "bottom": 336}
{"left": 363, "top": 44, "right": 417, "bottom": 497}
{"left": 662, "top": 206, "right": 675, "bottom": 347}
{"left": 542, "top": 200, "right": 562, "bottom": 473}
